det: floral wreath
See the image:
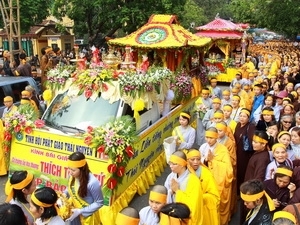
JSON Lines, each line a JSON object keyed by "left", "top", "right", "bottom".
{"left": 83, "top": 116, "right": 138, "bottom": 190}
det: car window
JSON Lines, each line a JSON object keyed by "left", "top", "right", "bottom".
{"left": 42, "top": 91, "right": 120, "bottom": 130}
{"left": 11, "top": 81, "right": 30, "bottom": 102}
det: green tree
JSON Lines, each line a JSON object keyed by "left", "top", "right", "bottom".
{"left": 180, "top": 0, "right": 207, "bottom": 30}
{"left": 51, "top": 0, "right": 187, "bottom": 46}
{"left": 20, "top": 0, "right": 51, "bottom": 33}
{"left": 227, "top": 0, "right": 257, "bottom": 25}
{"left": 0, "top": 0, "right": 50, "bottom": 34}
{"left": 194, "top": 0, "right": 231, "bottom": 21}
{"left": 228, "top": 0, "right": 300, "bottom": 38}
{"left": 255, "top": 0, "right": 300, "bottom": 38}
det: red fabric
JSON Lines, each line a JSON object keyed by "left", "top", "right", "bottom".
{"left": 196, "top": 31, "right": 243, "bottom": 39}
{"left": 205, "top": 61, "right": 224, "bottom": 72}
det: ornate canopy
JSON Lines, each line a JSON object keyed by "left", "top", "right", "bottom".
{"left": 195, "top": 17, "right": 248, "bottom": 40}
{"left": 109, "top": 14, "right": 211, "bottom": 48}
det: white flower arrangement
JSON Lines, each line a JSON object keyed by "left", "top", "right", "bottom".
{"left": 118, "top": 67, "right": 173, "bottom": 98}
{"left": 46, "top": 65, "right": 76, "bottom": 90}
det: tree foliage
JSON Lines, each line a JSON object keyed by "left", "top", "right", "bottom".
{"left": 228, "top": 0, "right": 300, "bottom": 38}
{"left": 51, "top": 0, "right": 187, "bottom": 46}
{"left": 193, "top": 0, "right": 231, "bottom": 22}
{"left": 179, "top": 0, "right": 207, "bottom": 30}
{"left": 0, "top": 0, "right": 50, "bottom": 34}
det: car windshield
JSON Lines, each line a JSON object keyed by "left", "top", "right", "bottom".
{"left": 42, "top": 91, "right": 120, "bottom": 131}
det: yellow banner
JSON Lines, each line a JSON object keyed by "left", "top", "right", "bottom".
{"left": 9, "top": 98, "right": 197, "bottom": 206}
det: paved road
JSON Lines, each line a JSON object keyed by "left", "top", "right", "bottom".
{"left": 0, "top": 175, "right": 7, "bottom": 202}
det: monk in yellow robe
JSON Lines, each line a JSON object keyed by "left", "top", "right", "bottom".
{"left": 241, "top": 56, "right": 255, "bottom": 78}
{"left": 187, "top": 149, "right": 220, "bottom": 225}
{"left": 231, "top": 87, "right": 246, "bottom": 109}
{"left": 164, "top": 151, "right": 203, "bottom": 225}
{"left": 222, "top": 104, "right": 237, "bottom": 133}
{"left": 199, "top": 128, "right": 233, "bottom": 225}
{"left": 243, "top": 84, "right": 254, "bottom": 110}
{"left": 269, "top": 57, "right": 280, "bottom": 76}
{"left": 0, "top": 120, "right": 6, "bottom": 175}
{"left": 216, "top": 122, "right": 237, "bottom": 214}
{"left": 234, "top": 83, "right": 251, "bottom": 111}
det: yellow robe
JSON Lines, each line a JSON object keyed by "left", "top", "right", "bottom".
{"left": 175, "top": 173, "right": 203, "bottom": 225}
{"left": 270, "top": 60, "right": 279, "bottom": 76}
{"left": 241, "top": 61, "right": 255, "bottom": 78}
{"left": 239, "top": 90, "right": 251, "bottom": 110}
{"left": 228, "top": 120, "right": 237, "bottom": 134}
{"left": 245, "top": 90, "right": 254, "bottom": 110}
{"left": 193, "top": 165, "right": 220, "bottom": 225}
{"left": 207, "top": 143, "right": 233, "bottom": 225}
{"left": 191, "top": 77, "right": 202, "bottom": 98}
{"left": 221, "top": 136, "right": 237, "bottom": 214}
{"left": 0, "top": 121, "right": 6, "bottom": 175}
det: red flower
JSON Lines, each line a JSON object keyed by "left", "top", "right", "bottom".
{"left": 84, "top": 136, "right": 92, "bottom": 145}
{"left": 87, "top": 126, "right": 94, "bottom": 133}
{"left": 107, "top": 164, "right": 117, "bottom": 173}
{"left": 97, "top": 145, "right": 105, "bottom": 153}
{"left": 24, "top": 126, "right": 33, "bottom": 134}
{"left": 125, "top": 146, "right": 134, "bottom": 158}
{"left": 116, "top": 155, "right": 123, "bottom": 163}
{"left": 85, "top": 89, "right": 92, "bottom": 99}
{"left": 102, "top": 83, "right": 108, "bottom": 92}
{"left": 92, "top": 83, "right": 99, "bottom": 91}
{"left": 34, "top": 119, "right": 45, "bottom": 128}
{"left": 113, "top": 71, "right": 121, "bottom": 79}
{"left": 117, "top": 166, "right": 125, "bottom": 177}
{"left": 4, "top": 132, "right": 12, "bottom": 141}
{"left": 3, "top": 145, "right": 9, "bottom": 153}
{"left": 107, "top": 177, "right": 117, "bottom": 190}
{"left": 14, "top": 125, "right": 21, "bottom": 133}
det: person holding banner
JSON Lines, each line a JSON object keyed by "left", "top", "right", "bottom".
{"left": 29, "top": 187, "right": 64, "bottom": 225}
{"left": 5, "top": 171, "right": 36, "bottom": 225}
{"left": 65, "top": 152, "right": 103, "bottom": 225}
{"left": 172, "top": 111, "right": 196, "bottom": 151}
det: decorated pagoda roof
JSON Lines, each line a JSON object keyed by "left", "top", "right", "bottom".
{"left": 195, "top": 17, "right": 248, "bottom": 40}
{"left": 196, "top": 17, "right": 244, "bottom": 31}
{"left": 109, "top": 14, "right": 211, "bottom": 48}
{"left": 196, "top": 30, "right": 243, "bottom": 39}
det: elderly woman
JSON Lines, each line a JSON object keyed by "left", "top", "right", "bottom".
{"left": 234, "top": 108, "right": 256, "bottom": 190}
{"left": 264, "top": 166, "right": 296, "bottom": 211}
{"left": 279, "top": 114, "right": 294, "bottom": 132}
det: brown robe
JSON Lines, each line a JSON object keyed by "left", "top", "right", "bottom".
{"left": 234, "top": 122, "right": 256, "bottom": 191}
{"left": 244, "top": 150, "right": 270, "bottom": 182}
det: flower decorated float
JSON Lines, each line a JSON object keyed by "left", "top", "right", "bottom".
{"left": 7, "top": 14, "right": 211, "bottom": 225}
{"left": 195, "top": 15, "right": 250, "bottom": 82}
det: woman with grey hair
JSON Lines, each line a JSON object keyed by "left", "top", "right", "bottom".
{"left": 279, "top": 114, "right": 294, "bottom": 132}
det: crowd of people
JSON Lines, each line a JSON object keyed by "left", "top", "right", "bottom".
{"left": 0, "top": 152, "right": 104, "bottom": 225}
{"left": 3, "top": 39, "right": 300, "bottom": 225}
{"left": 160, "top": 40, "right": 300, "bottom": 225}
